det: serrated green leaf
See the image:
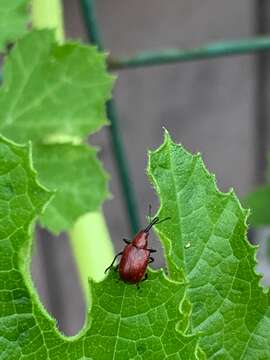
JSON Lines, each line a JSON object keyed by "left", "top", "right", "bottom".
{"left": 148, "top": 131, "right": 270, "bottom": 359}
{"left": 32, "top": 143, "right": 109, "bottom": 234}
{"left": 0, "top": 30, "right": 113, "bottom": 143}
{"left": 2, "top": 268, "right": 203, "bottom": 360}
{"left": 0, "top": 29, "right": 113, "bottom": 231}
{"left": 243, "top": 185, "right": 270, "bottom": 227}
{"left": 0, "top": 0, "right": 29, "bottom": 52}
{"left": 0, "top": 140, "right": 202, "bottom": 359}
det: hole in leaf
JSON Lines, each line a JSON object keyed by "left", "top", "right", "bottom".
{"left": 31, "top": 227, "right": 86, "bottom": 336}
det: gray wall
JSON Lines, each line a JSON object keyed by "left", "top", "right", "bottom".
{"left": 32, "top": 0, "right": 259, "bottom": 336}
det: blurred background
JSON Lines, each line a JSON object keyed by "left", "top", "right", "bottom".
{"left": 31, "top": 0, "right": 270, "bottom": 336}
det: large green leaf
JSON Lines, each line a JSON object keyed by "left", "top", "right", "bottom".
{"left": 0, "top": 0, "right": 29, "bottom": 52}
{"left": 0, "top": 30, "right": 113, "bottom": 143}
{"left": 148, "top": 131, "right": 270, "bottom": 359}
{"left": 33, "top": 143, "right": 109, "bottom": 234}
{"left": 0, "top": 29, "right": 113, "bottom": 233}
{"left": 0, "top": 134, "right": 202, "bottom": 360}
{"left": 0, "top": 139, "right": 203, "bottom": 358}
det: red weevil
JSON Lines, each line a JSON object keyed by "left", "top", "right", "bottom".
{"left": 105, "top": 215, "right": 170, "bottom": 284}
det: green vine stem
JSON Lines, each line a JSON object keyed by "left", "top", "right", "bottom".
{"left": 32, "top": 0, "right": 64, "bottom": 44}
{"left": 31, "top": 0, "right": 114, "bottom": 302}
{"left": 69, "top": 212, "right": 114, "bottom": 294}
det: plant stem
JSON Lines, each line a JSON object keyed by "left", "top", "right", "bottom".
{"left": 69, "top": 212, "right": 114, "bottom": 294}
{"left": 31, "top": 0, "right": 114, "bottom": 303}
{"left": 32, "top": 0, "right": 64, "bottom": 44}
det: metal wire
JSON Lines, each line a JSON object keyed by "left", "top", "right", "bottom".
{"left": 109, "top": 36, "right": 270, "bottom": 70}
{"left": 80, "top": 0, "right": 140, "bottom": 235}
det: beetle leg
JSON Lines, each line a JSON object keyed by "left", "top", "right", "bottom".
{"left": 104, "top": 252, "right": 123, "bottom": 273}
{"left": 142, "top": 273, "right": 148, "bottom": 281}
{"left": 147, "top": 248, "right": 157, "bottom": 253}
{"left": 114, "top": 264, "right": 119, "bottom": 272}
{"left": 122, "top": 238, "right": 131, "bottom": 245}
{"left": 148, "top": 257, "right": 154, "bottom": 264}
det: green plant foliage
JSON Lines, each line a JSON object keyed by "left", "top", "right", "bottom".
{"left": 242, "top": 153, "right": 270, "bottom": 227}
{"left": 0, "top": 139, "right": 202, "bottom": 358}
{"left": 0, "top": 29, "right": 113, "bottom": 233}
{"left": 243, "top": 185, "right": 270, "bottom": 227}
{"left": 33, "top": 143, "right": 109, "bottom": 234}
{"left": 0, "top": 0, "right": 29, "bottom": 52}
{"left": 0, "top": 30, "right": 113, "bottom": 143}
{"left": 148, "top": 131, "right": 270, "bottom": 359}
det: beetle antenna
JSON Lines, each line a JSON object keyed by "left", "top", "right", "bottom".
{"left": 144, "top": 216, "right": 170, "bottom": 233}
{"left": 144, "top": 217, "right": 159, "bottom": 232}
{"left": 155, "top": 217, "right": 171, "bottom": 226}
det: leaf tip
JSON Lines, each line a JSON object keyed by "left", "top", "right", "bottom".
{"left": 162, "top": 126, "right": 172, "bottom": 143}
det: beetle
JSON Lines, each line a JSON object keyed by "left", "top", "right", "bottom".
{"left": 105, "top": 215, "right": 170, "bottom": 284}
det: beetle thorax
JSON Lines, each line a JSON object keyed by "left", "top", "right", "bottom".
{"left": 132, "top": 230, "right": 149, "bottom": 248}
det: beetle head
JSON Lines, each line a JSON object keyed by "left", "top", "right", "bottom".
{"left": 133, "top": 216, "right": 170, "bottom": 249}
{"left": 133, "top": 230, "right": 149, "bottom": 248}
